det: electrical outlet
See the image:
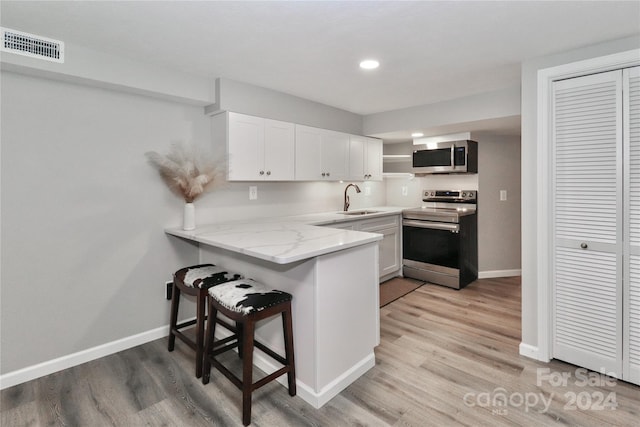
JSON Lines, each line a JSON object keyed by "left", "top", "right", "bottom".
{"left": 402, "top": 186, "right": 408, "bottom": 196}
{"left": 249, "top": 186, "right": 258, "bottom": 200}
{"left": 364, "top": 187, "right": 371, "bottom": 196}
{"left": 500, "top": 190, "right": 507, "bottom": 201}
{"left": 166, "top": 281, "right": 173, "bottom": 300}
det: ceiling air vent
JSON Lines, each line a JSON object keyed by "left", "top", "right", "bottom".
{"left": 1, "top": 27, "right": 64, "bottom": 63}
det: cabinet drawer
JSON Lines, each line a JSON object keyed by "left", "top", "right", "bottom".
{"left": 359, "top": 215, "right": 399, "bottom": 232}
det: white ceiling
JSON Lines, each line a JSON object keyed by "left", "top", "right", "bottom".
{"left": 2, "top": 1, "right": 639, "bottom": 133}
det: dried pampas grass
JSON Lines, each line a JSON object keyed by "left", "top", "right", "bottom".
{"left": 146, "top": 142, "right": 223, "bottom": 203}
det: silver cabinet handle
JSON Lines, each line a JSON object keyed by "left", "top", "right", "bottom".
{"left": 259, "top": 170, "right": 264, "bottom": 175}
{"left": 580, "top": 242, "right": 588, "bottom": 249}
{"left": 326, "top": 172, "right": 330, "bottom": 177}
{"left": 266, "top": 171, "right": 271, "bottom": 176}
{"left": 321, "top": 172, "right": 326, "bottom": 177}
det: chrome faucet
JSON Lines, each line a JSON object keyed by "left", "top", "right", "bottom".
{"left": 343, "top": 183, "right": 361, "bottom": 211}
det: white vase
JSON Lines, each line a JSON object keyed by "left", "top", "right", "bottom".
{"left": 183, "top": 202, "right": 195, "bottom": 230}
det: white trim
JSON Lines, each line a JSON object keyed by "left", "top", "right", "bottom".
{"left": 519, "top": 342, "right": 547, "bottom": 361}
{"left": 212, "top": 326, "right": 374, "bottom": 409}
{"left": 478, "top": 269, "right": 521, "bottom": 279}
{"left": 253, "top": 349, "right": 375, "bottom": 409}
{"left": 536, "top": 49, "right": 640, "bottom": 367}
{"left": 0, "top": 324, "right": 171, "bottom": 390}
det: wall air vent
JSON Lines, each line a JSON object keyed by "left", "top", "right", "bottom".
{"left": 1, "top": 27, "right": 64, "bottom": 63}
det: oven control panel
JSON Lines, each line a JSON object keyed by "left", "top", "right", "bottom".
{"left": 422, "top": 190, "right": 476, "bottom": 203}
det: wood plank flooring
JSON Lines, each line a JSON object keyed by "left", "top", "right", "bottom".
{"left": 3, "top": 276, "right": 639, "bottom": 426}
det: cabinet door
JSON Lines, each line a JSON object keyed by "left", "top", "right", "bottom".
{"left": 360, "top": 216, "right": 401, "bottom": 279}
{"left": 366, "top": 137, "right": 383, "bottom": 181}
{"left": 552, "top": 70, "right": 623, "bottom": 375}
{"left": 264, "top": 119, "right": 294, "bottom": 180}
{"left": 349, "top": 135, "right": 366, "bottom": 180}
{"left": 624, "top": 66, "right": 640, "bottom": 384}
{"left": 295, "top": 125, "right": 323, "bottom": 180}
{"left": 378, "top": 228, "right": 400, "bottom": 278}
{"left": 228, "top": 113, "right": 264, "bottom": 181}
{"left": 321, "top": 130, "right": 350, "bottom": 180}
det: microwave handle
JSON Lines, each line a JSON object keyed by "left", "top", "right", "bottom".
{"left": 450, "top": 144, "right": 455, "bottom": 167}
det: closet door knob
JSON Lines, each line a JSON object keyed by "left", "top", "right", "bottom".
{"left": 580, "top": 242, "right": 588, "bottom": 249}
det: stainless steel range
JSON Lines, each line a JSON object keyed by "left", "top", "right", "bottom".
{"left": 402, "top": 190, "right": 478, "bottom": 289}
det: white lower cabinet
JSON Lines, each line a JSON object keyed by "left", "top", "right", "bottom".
{"left": 328, "top": 215, "right": 401, "bottom": 282}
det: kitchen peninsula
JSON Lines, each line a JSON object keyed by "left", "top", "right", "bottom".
{"left": 165, "top": 209, "right": 401, "bottom": 408}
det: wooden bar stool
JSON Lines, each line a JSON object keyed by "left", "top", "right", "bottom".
{"left": 168, "top": 264, "right": 242, "bottom": 378}
{"left": 202, "top": 278, "right": 296, "bottom": 426}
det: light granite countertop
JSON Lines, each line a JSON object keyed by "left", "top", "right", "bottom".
{"left": 165, "top": 206, "right": 405, "bottom": 264}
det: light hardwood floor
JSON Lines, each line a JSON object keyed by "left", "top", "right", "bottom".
{"left": 2, "top": 277, "right": 639, "bottom": 426}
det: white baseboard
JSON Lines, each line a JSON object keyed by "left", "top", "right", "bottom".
{"left": 519, "top": 342, "right": 541, "bottom": 360}
{"left": 252, "top": 349, "right": 375, "bottom": 409}
{"left": 0, "top": 324, "right": 171, "bottom": 390}
{"left": 478, "top": 269, "right": 522, "bottom": 279}
{"left": 213, "top": 328, "right": 375, "bottom": 409}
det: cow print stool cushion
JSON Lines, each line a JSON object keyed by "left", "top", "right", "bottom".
{"left": 208, "top": 279, "right": 292, "bottom": 315}
{"left": 174, "top": 264, "right": 242, "bottom": 289}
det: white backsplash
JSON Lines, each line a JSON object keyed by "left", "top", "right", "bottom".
{"left": 385, "top": 174, "right": 479, "bottom": 207}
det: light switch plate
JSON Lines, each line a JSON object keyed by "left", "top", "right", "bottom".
{"left": 500, "top": 190, "right": 507, "bottom": 201}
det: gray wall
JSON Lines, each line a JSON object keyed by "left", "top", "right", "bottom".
{"left": 213, "top": 78, "right": 363, "bottom": 134}
{"left": 0, "top": 71, "right": 384, "bottom": 375}
{"left": 0, "top": 71, "right": 201, "bottom": 373}
{"left": 475, "top": 133, "right": 521, "bottom": 273}
{"left": 520, "top": 35, "right": 640, "bottom": 351}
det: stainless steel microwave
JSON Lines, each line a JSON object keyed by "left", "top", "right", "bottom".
{"left": 412, "top": 140, "right": 478, "bottom": 174}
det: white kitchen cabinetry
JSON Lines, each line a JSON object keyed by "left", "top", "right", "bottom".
{"left": 328, "top": 215, "right": 401, "bottom": 282}
{"left": 349, "top": 135, "right": 383, "bottom": 181}
{"left": 550, "top": 66, "right": 639, "bottom": 385}
{"left": 227, "top": 112, "right": 295, "bottom": 181}
{"left": 295, "top": 125, "right": 349, "bottom": 181}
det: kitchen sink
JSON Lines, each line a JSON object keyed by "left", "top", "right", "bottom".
{"left": 339, "top": 210, "right": 381, "bottom": 216}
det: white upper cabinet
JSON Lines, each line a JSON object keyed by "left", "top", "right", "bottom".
{"left": 295, "top": 125, "right": 349, "bottom": 181}
{"left": 222, "top": 112, "right": 379, "bottom": 182}
{"left": 263, "top": 118, "right": 295, "bottom": 180}
{"left": 227, "top": 112, "right": 294, "bottom": 181}
{"left": 349, "top": 136, "right": 382, "bottom": 181}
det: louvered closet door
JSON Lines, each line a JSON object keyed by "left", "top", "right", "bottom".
{"left": 624, "top": 66, "right": 640, "bottom": 385}
{"left": 552, "top": 70, "right": 623, "bottom": 375}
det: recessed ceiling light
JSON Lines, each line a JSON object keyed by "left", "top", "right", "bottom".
{"left": 359, "top": 59, "right": 379, "bottom": 70}
{"left": 411, "top": 132, "right": 424, "bottom": 138}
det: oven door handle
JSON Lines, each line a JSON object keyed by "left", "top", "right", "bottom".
{"left": 403, "top": 219, "right": 460, "bottom": 233}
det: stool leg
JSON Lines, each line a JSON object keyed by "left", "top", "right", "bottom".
{"left": 202, "top": 301, "right": 217, "bottom": 385}
{"left": 168, "top": 284, "right": 180, "bottom": 352}
{"left": 241, "top": 320, "right": 255, "bottom": 426}
{"left": 195, "top": 290, "right": 207, "bottom": 378}
{"left": 282, "top": 305, "right": 296, "bottom": 396}
{"left": 236, "top": 322, "right": 244, "bottom": 359}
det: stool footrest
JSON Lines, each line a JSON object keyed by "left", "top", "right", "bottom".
{"left": 212, "top": 340, "right": 239, "bottom": 356}
{"left": 171, "top": 329, "right": 197, "bottom": 351}
{"left": 175, "top": 319, "right": 197, "bottom": 329}
{"left": 254, "top": 340, "right": 287, "bottom": 366}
